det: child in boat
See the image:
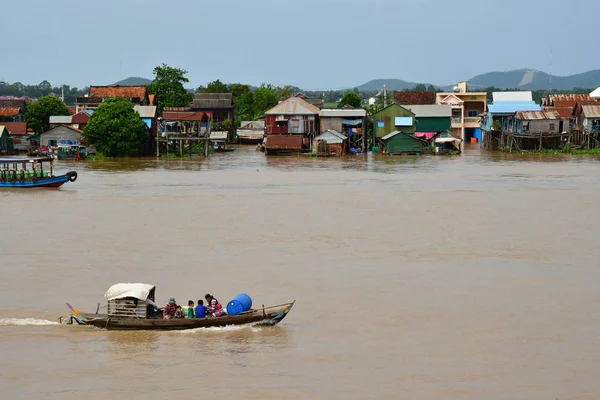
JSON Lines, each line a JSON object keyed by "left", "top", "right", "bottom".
{"left": 163, "top": 297, "right": 177, "bottom": 319}
{"left": 174, "top": 305, "right": 185, "bottom": 319}
{"left": 187, "top": 300, "right": 195, "bottom": 319}
{"left": 205, "top": 294, "right": 225, "bottom": 317}
{"left": 195, "top": 300, "right": 207, "bottom": 318}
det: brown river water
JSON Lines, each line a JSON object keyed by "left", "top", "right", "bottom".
{"left": 1, "top": 145, "right": 600, "bottom": 399}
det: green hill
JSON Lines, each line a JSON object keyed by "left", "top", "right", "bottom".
{"left": 466, "top": 69, "right": 600, "bottom": 90}
{"left": 111, "top": 77, "right": 152, "bottom": 86}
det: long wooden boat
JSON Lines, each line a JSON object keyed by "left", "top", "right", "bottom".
{"left": 0, "top": 157, "right": 77, "bottom": 188}
{"left": 63, "top": 283, "right": 295, "bottom": 331}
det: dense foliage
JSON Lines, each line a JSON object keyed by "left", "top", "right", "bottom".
{"left": 0, "top": 80, "right": 87, "bottom": 105}
{"left": 24, "top": 96, "right": 70, "bottom": 133}
{"left": 338, "top": 92, "right": 362, "bottom": 108}
{"left": 82, "top": 97, "right": 149, "bottom": 157}
{"left": 147, "top": 64, "right": 193, "bottom": 113}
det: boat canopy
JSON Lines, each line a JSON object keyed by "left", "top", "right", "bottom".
{"left": 105, "top": 283, "right": 156, "bottom": 301}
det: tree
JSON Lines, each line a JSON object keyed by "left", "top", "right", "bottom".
{"left": 147, "top": 64, "right": 193, "bottom": 113}
{"left": 197, "top": 79, "right": 229, "bottom": 93}
{"left": 413, "top": 84, "right": 427, "bottom": 91}
{"left": 24, "top": 96, "right": 69, "bottom": 133}
{"left": 274, "top": 85, "right": 295, "bottom": 100}
{"left": 253, "top": 85, "right": 278, "bottom": 115}
{"left": 82, "top": 97, "right": 149, "bottom": 157}
{"left": 338, "top": 92, "right": 362, "bottom": 108}
{"left": 426, "top": 84, "right": 436, "bottom": 92}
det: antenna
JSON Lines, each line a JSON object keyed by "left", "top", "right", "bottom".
{"left": 549, "top": 46, "right": 553, "bottom": 91}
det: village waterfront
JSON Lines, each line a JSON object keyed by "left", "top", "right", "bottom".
{"left": 1, "top": 145, "right": 600, "bottom": 399}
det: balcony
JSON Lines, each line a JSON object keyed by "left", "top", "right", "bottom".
{"left": 464, "top": 117, "right": 481, "bottom": 127}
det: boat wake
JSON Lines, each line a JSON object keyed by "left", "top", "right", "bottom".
{"left": 0, "top": 318, "right": 60, "bottom": 326}
{"left": 180, "top": 323, "right": 263, "bottom": 334}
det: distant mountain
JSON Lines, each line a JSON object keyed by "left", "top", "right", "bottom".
{"left": 350, "top": 69, "right": 600, "bottom": 93}
{"left": 354, "top": 79, "right": 435, "bottom": 92}
{"left": 111, "top": 77, "right": 152, "bottom": 86}
{"left": 465, "top": 69, "right": 600, "bottom": 91}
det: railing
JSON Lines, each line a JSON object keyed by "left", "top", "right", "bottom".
{"left": 451, "top": 117, "right": 462, "bottom": 124}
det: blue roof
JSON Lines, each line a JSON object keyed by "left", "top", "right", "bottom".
{"left": 488, "top": 101, "right": 541, "bottom": 115}
{"left": 84, "top": 109, "right": 94, "bottom": 115}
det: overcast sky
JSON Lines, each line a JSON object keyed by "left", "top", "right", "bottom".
{"left": 1, "top": 0, "right": 598, "bottom": 90}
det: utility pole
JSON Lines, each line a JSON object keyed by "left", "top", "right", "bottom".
{"left": 204, "top": 119, "right": 210, "bottom": 157}
{"left": 383, "top": 85, "right": 387, "bottom": 108}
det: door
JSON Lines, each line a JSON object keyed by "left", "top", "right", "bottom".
{"left": 559, "top": 120, "right": 564, "bottom": 133}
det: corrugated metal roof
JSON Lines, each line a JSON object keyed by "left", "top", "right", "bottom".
{"left": 265, "top": 135, "right": 303, "bottom": 149}
{"left": 516, "top": 110, "right": 559, "bottom": 120}
{"left": 542, "top": 107, "right": 573, "bottom": 119}
{"left": 542, "top": 93, "right": 593, "bottom": 107}
{"left": 0, "top": 107, "right": 20, "bottom": 117}
{"left": 265, "top": 97, "right": 320, "bottom": 116}
{"left": 192, "top": 93, "right": 233, "bottom": 109}
{"left": 382, "top": 131, "right": 401, "bottom": 140}
{"left": 2, "top": 122, "right": 28, "bottom": 135}
{"left": 50, "top": 116, "right": 72, "bottom": 124}
{"left": 134, "top": 105, "right": 157, "bottom": 118}
{"left": 240, "top": 121, "right": 265, "bottom": 130}
{"left": 581, "top": 105, "right": 600, "bottom": 118}
{"left": 403, "top": 104, "right": 452, "bottom": 117}
{"left": 493, "top": 91, "right": 533, "bottom": 102}
{"left": 314, "top": 130, "right": 346, "bottom": 144}
{"left": 488, "top": 101, "right": 541, "bottom": 114}
{"left": 319, "top": 109, "right": 366, "bottom": 117}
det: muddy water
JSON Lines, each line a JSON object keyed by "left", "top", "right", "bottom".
{"left": 1, "top": 146, "right": 600, "bottom": 399}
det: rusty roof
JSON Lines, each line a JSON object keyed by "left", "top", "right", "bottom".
{"left": 265, "top": 96, "right": 320, "bottom": 115}
{"left": 89, "top": 85, "right": 147, "bottom": 100}
{"left": 2, "top": 122, "right": 28, "bottom": 135}
{"left": 0, "top": 107, "right": 21, "bottom": 117}
{"left": 516, "top": 110, "right": 560, "bottom": 120}
{"left": 393, "top": 91, "right": 436, "bottom": 105}
{"left": 581, "top": 105, "right": 600, "bottom": 118}
{"left": 542, "top": 107, "right": 573, "bottom": 119}
{"left": 542, "top": 93, "right": 594, "bottom": 107}
{"left": 67, "top": 106, "right": 77, "bottom": 115}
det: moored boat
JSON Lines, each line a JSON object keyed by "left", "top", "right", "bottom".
{"left": 63, "top": 283, "right": 295, "bottom": 331}
{"left": 0, "top": 157, "right": 77, "bottom": 188}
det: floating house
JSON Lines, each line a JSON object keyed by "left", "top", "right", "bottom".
{"left": 372, "top": 103, "right": 415, "bottom": 140}
{"left": 436, "top": 82, "right": 487, "bottom": 143}
{"left": 263, "top": 96, "right": 320, "bottom": 155}
{"left": 381, "top": 131, "right": 428, "bottom": 155}
{"left": 0, "top": 126, "right": 14, "bottom": 153}
{"left": 482, "top": 91, "right": 541, "bottom": 132}
{"left": 319, "top": 108, "right": 367, "bottom": 151}
{"left": 312, "top": 129, "right": 346, "bottom": 156}
{"left": 402, "top": 104, "right": 452, "bottom": 134}
{"left": 580, "top": 105, "right": 600, "bottom": 133}
{"left": 513, "top": 110, "right": 568, "bottom": 134}
{"left": 237, "top": 120, "right": 265, "bottom": 144}
{"left": 33, "top": 125, "right": 84, "bottom": 147}
{"left": 431, "top": 131, "right": 462, "bottom": 154}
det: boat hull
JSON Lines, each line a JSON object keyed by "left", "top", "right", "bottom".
{"left": 75, "top": 301, "right": 294, "bottom": 331}
{"left": 0, "top": 172, "right": 77, "bottom": 188}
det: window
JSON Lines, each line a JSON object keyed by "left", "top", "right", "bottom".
{"left": 48, "top": 140, "right": 57, "bottom": 146}
{"left": 394, "top": 116, "right": 413, "bottom": 127}
{"left": 291, "top": 119, "right": 299, "bottom": 128}
{"left": 377, "top": 121, "right": 384, "bottom": 128}
{"left": 549, "top": 123, "right": 555, "bottom": 130}
{"left": 467, "top": 110, "right": 478, "bottom": 117}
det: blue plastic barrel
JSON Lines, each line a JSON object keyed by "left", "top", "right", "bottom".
{"left": 226, "top": 294, "right": 253, "bottom": 315}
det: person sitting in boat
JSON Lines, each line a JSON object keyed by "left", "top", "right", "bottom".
{"left": 186, "top": 300, "right": 195, "bottom": 319}
{"left": 195, "top": 299, "right": 208, "bottom": 319}
{"left": 146, "top": 298, "right": 158, "bottom": 318}
{"left": 163, "top": 297, "right": 177, "bottom": 319}
{"left": 174, "top": 305, "right": 185, "bottom": 319}
{"left": 205, "top": 294, "right": 225, "bottom": 317}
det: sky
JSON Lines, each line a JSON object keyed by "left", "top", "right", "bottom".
{"left": 1, "top": 0, "right": 598, "bottom": 90}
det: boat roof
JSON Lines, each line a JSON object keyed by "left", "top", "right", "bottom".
{"left": 0, "top": 157, "right": 54, "bottom": 163}
{"left": 105, "top": 283, "right": 156, "bottom": 301}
